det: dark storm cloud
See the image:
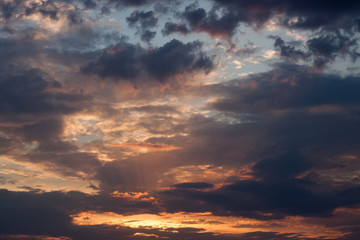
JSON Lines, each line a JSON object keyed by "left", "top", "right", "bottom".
{"left": 162, "top": 22, "right": 191, "bottom": 35}
{"left": 212, "top": 63, "right": 360, "bottom": 113}
{"left": 150, "top": 63, "right": 360, "bottom": 219}
{"left": 163, "top": 2, "right": 245, "bottom": 39}
{"left": 0, "top": 71, "right": 96, "bottom": 176}
{"left": 0, "top": 65, "right": 93, "bottom": 176}
{"left": 16, "top": 118, "right": 64, "bottom": 143}
{"left": 306, "top": 30, "right": 360, "bottom": 68}
{"left": 162, "top": 0, "right": 360, "bottom": 40}
{"left": 0, "top": 189, "right": 160, "bottom": 240}
{"left": 79, "top": 0, "right": 97, "bottom": 9}
{"left": 31, "top": 138, "right": 77, "bottom": 153}
{"left": 160, "top": 153, "right": 360, "bottom": 219}
{"left": 0, "top": 0, "right": 19, "bottom": 20}
{"left": 206, "top": 64, "right": 360, "bottom": 162}
{"left": 83, "top": 62, "right": 360, "bottom": 216}
{"left": 106, "top": 0, "right": 149, "bottom": 7}
{"left": 82, "top": 42, "right": 140, "bottom": 80}
{"left": 141, "top": 39, "right": 214, "bottom": 82}
{"left": 82, "top": 39, "right": 214, "bottom": 83}
{"left": 273, "top": 37, "right": 309, "bottom": 61}
{"left": 0, "top": 68, "right": 87, "bottom": 119}
{"left": 183, "top": 3, "right": 207, "bottom": 26}
{"left": 127, "top": 10, "right": 158, "bottom": 29}
{"left": 126, "top": 10, "right": 158, "bottom": 43}
{"left": 172, "top": 182, "right": 214, "bottom": 189}
{"left": 0, "top": 66, "right": 89, "bottom": 127}
{"left": 140, "top": 30, "right": 156, "bottom": 43}
{"left": 0, "top": 69, "right": 51, "bottom": 115}
{"left": 252, "top": 152, "right": 312, "bottom": 180}
{"left": 189, "top": 7, "right": 244, "bottom": 39}
{"left": 0, "top": 189, "right": 73, "bottom": 236}
{"left": 213, "top": 0, "right": 360, "bottom": 30}
{"left": 27, "top": 149, "right": 102, "bottom": 178}
{"left": 270, "top": 32, "right": 359, "bottom": 68}
{"left": 1, "top": 186, "right": 329, "bottom": 240}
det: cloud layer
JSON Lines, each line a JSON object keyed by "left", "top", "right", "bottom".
{"left": 0, "top": 0, "right": 359, "bottom": 239}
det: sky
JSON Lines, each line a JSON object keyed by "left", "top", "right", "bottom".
{"left": 0, "top": 0, "right": 360, "bottom": 239}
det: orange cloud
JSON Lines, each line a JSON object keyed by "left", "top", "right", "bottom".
{"left": 111, "top": 142, "right": 180, "bottom": 151}
{"left": 133, "top": 233, "right": 161, "bottom": 238}
{"left": 0, "top": 235, "right": 71, "bottom": 240}
{"left": 72, "top": 211, "right": 345, "bottom": 238}
{"left": 111, "top": 191, "right": 156, "bottom": 203}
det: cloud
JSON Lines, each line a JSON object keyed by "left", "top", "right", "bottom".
{"left": 306, "top": 30, "right": 360, "bottom": 68}
{"left": 0, "top": 69, "right": 63, "bottom": 116}
{"left": 171, "top": 182, "right": 214, "bottom": 190}
{"left": 94, "top": 157, "right": 172, "bottom": 192}
{"left": 160, "top": 153, "right": 360, "bottom": 219}
{"left": 26, "top": 149, "right": 102, "bottom": 178}
{"left": 140, "top": 30, "right": 156, "bottom": 43}
{"left": 82, "top": 39, "right": 214, "bottom": 83}
{"left": 0, "top": 136, "right": 14, "bottom": 154}
{"left": 252, "top": 152, "right": 312, "bottom": 180}
{"left": 0, "top": 0, "right": 86, "bottom": 24}
{"left": 162, "top": 22, "right": 191, "bottom": 35}
{"left": 82, "top": 62, "right": 360, "bottom": 211}
{"left": 0, "top": 189, "right": 162, "bottom": 240}
{"left": 105, "top": 0, "right": 150, "bottom": 7}
{"left": 16, "top": 118, "right": 64, "bottom": 143}
{"left": 213, "top": 0, "right": 360, "bottom": 30}
{"left": 79, "top": 0, "right": 97, "bottom": 9}
{"left": 141, "top": 39, "right": 214, "bottom": 82}
{"left": 270, "top": 31, "right": 359, "bottom": 68}
{"left": 82, "top": 42, "right": 141, "bottom": 80}
{"left": 161, "top": 0, "right": 360, "bottom": 41}
{"left": 0, "top": 68, "right": 88, "bottom": 150}
{"left": 201, "top": 65, "right": 360, "bottom": 166}
{"left": 211, "top": 63, "right": 360, "bottom": 112}
{"left": 0, "top": 1, "right": 359, "bottom": 239}
{"left": 111, "top": 142, "right": 180, "bottom": 152}
{"left": 163, "top": 2, "right": 245, "bottom": 40}
{"left": 161, "top": 0, "right": 360, "bottom": 40}
{"left": 0, "top": 67, "right": 89, "bottom": 131}
{"left": 127, "top": 11, "right": 158, "bottom": 29}
{"left": 126, "top": 10, "right": 158, "bottom": 43}
{"left": 0, "top": 41, "right": 98, "bottom": 178}
{"left": 0, "top": 189, "right": 73, "bottom": 236}
{"left": 272, "top": 37, "right": 309, "bottom": 61}
{"left": 140, "top": 63, "right": 360, "bottom": 220}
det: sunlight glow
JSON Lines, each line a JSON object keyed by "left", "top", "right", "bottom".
{"left": 71, "top": 211, "right": 345, "bottom": 239}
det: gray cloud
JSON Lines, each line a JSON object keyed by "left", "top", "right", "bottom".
{"left": 126, "top": 10, "right": 158, "bottom": 43}
{"left": 162, "top": 0, "right": 360, "bottom": 41}
{"left": 273, "top": 37, "right": 310, "bottom": 61}
{"left": 82, "top": 39, "right": 214, "bottom": 83}
{"left": 212, "top": 63, "right": 360, "bottom": 112}
{"left": 163, "top": 2, "right": 245, "bottom": 39}
{"left": 213, "top": 0, "right": 360, "bottom": 30}
{"left": 160, "top": 152, "right": 360, "bottom": 219}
